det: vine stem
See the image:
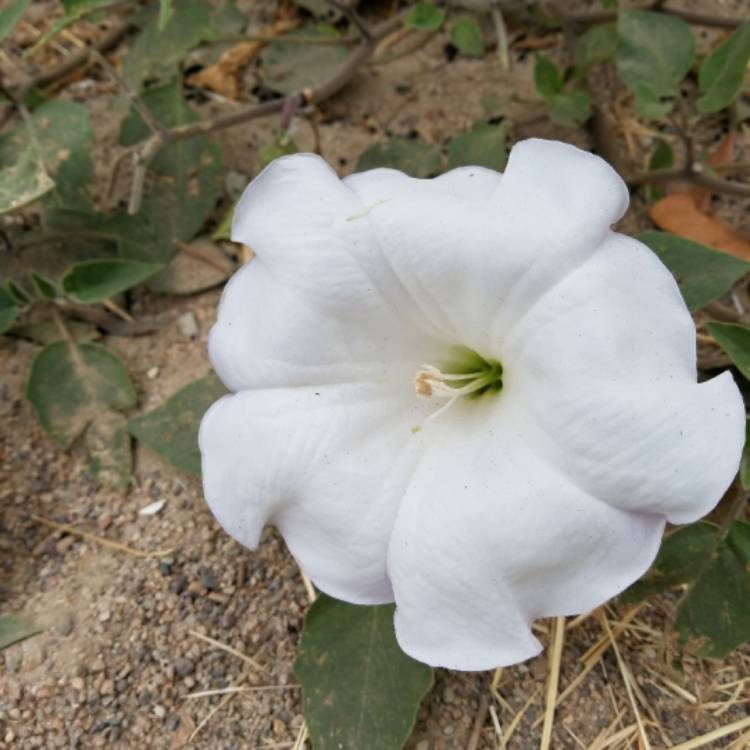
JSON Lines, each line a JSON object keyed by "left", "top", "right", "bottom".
{"left": 718, "top": 487, "right": 748, "bottom": 538}
{"left": 565, "top": 2, "right": 743, "bottom": 28}
{"left": 125, "top": 8, "right": 406, "bottom": 213}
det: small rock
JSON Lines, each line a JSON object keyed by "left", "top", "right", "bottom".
{"left": 415, "top": 742, "right": 429, "bottom": 750}
{"left": 174, "top": 657, "right": 194, "bottom": 678}
{"left": 146, "top": 366, "right": 160, "bottom": 379}
{"left": 98, "top": 514, "right": 112, "bottom": 531}
{"left": 91, "top": 657, "right": 105, "bottom": 672}
{"left": 98, "top": 610, "right": 111, "bottom": 623}
{"left": 443, "top": 686, "right": 455, "bottom": 704}
{"left": 56, "top": 536, "right": 76, "bottom": 554}
{"left": 199, "top": 568, "right": 218, "bottom": 591}
{"left": 166, "top": 715, "right": 181, "bottom": 731}
{"left": 99, "top": 680, "right": 114, "bottom": 696}
{"left": 273, "top": 718, "right": 285, "bottom": 736}
{"left": 177, "top": 312, "right": 198, "bottom": 338}
{"left": 170, "top": 575, "right": 187, "bottom": 595}
{"left": 153, "top": 705, "right": 166, "bottom": 719}
{"left": 56, "top": 612, "right": 75, "bottom": 637}
{"left": 138, "top": 499, "right": 166, "bottom": 516}
{"left": 71, "top": 677, "right": 85, "bottom": 691}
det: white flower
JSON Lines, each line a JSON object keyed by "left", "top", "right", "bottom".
{"left": 199, "top": 138, "right": 745, "bottom": 670}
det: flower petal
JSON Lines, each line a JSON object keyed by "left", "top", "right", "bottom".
{"left": 213, "top": 153, "right": 445, "bottom": 390}
{"left": 345, "top": 139, "right": 629, "bottom": 358}
{"left": 387, "top": 398, "right": 665, "bottom": 670}
{"left": 209, "top": 260, "right": 439, "bottom": 391}
{"left": 506, "top": 233, "right": 745, "bottom": 524}
{"left": 199, "top": 382, "right": 432, "bottom": 604}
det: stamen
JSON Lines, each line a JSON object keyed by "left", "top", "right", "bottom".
{"left": 413, "top": 357, "right": 502, "bottom": 427}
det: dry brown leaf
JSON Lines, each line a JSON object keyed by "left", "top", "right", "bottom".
{"left": 187, "top": 19, "right": 296, "bottom": 99}
{"left": 649, "top": 193, "right": 750, "bottom": 261}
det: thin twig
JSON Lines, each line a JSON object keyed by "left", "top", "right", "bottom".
{"left": 326, "top": 0, "right": 373, "bottom": 40}
{"left": 126, "top": 10, "right": 406, "bottom": 213}
{"left": 467, "top": 695, "right": 490, "bottom": 750}
{"left": 628, "top": 167, "right": 750, "bottom": 198}
{"left": 565, "top": 3, "right": 743, "bottom": 29}
{"left": 89, "top": 48, "right": 166, "bottom": 138}
{"left": 16, "top": 19, "right": 133, "bottom": 97}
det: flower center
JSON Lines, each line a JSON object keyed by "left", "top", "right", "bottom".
{"left": 414, "top": 346, "right": 503, "bottom": 424}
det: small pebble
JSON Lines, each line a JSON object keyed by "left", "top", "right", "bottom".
{"left": 146, "top": 366, "right": 160, "bottom": 379}
{"left": 177, "top": 312, "right": 198, "bottom": 338}
{"left": 153, "top": 705, "right": 166, "bottom": 719}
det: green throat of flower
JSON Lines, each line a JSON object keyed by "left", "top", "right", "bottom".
{"left": 414, "top": 346, "right": 503, "bottom": 423}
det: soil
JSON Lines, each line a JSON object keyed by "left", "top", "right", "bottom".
{"left": 1, "top": 1, "right": 750, "bottom": 749}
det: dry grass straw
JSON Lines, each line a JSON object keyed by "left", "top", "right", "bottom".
{"left": 30, "top": 513, "right": 173, "bottom": 558}
{"left": 597, "top": 610, "right": 652, "bottom": 750}
{"left": 540, "top": 616, "right": 566, "bottom": 750}
{"left": 669, "top": 716, "right": 750, "bottom": 750}
{"left": 189, "top": 629, "right": 266, "bottom": 672}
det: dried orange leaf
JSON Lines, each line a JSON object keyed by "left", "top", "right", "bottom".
{"left": 649, "top": 193, "right": 750, "bottom": 262}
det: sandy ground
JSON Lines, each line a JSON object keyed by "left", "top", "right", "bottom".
{"left": 2, "top": 1, "right": 750, "bottom": 748}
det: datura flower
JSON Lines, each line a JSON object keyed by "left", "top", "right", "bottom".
{"left": 199, "top": 138, "right": 745, "bottom": 671}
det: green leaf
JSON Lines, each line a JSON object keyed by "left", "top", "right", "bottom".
{"left": 706, "top": 321, "right": 750, "bottom": 380}
{"left": 0, "top": 615, "right": 41, "bottom": 651}
{"left": 643, "top": 138, "right": 674, "bottom": 201}
{"left": 85, "top": 411, "right": 131, "bottom": 490}
{"left": 741, "top": 419, "right": 750, "bottom": 491}
{"left": 122, "top": 0, "right": 214, "bottom": 91}
{"left": 698, "top": 22, "right": 750, "bottom": 114}
{"left": 0, "top": 287, "right": 19, "bottom": 335}
{"left": 576, "top": 23, "right": 617, "bottom": 66}
{"left": 29, "top": 272, "right": 58, "bottom": 300}
{"left": 210, "top": 0, "right": 247, "bottom": 36}
{"left": 616, "top": 10, "right": 696, "bottom": 118}
{"left": 446, "top": 121, "right": 510, "bottom": 171}
{"left": 547, "top": 90, "right": 592, "bottom": 127}
{"left": 0, "top": 0, "right": 30, "bottom": 42}
{"left": 534, "top": 53, "right": 563, "bottom": 98}
{"left": 61, "top": 259, "right": 162, "bottom": 303}
{"left": 637, "top": 231, "right": 750, "bottom": 312}
{"left": 148, "top": 239, "right": 234, "bottom": 295}
{"left": 649, "top": 138, "right": 674, "bottom": 171}
{"left": 27, "top": 341, "right": 136, "bottom": 448}
{"left": 0, "top": 100, "right": 92, "bottom": 211}
{"left": 158, "top": 0, "right": 173, "bottom": 31}
{"left": 260, "top": 26, "right": 349, "bottom": 95}
{"left": 676, "top": 521, "right": 750, "bottom": 658}
{"left": 295, "top": 595, "right": 434, "bottom": 750}
{"left": 0, "top": 139, "right": 55, "bottom": 214}
{"left": 118, "top": 79, "right": 223, "bottom": 262}
{"left": 356, "top": 138, "right": 442, "bottom": 177}
{"left": 6, "top": 279, "right": 31, "bottom": 305}
{"left": 623, "top": 520, "right": 750, "bottom": 658}
{"left": 0, "top": 120, "right": 49, "bottom": 213}
{"left": 622, "top": 522, "right": 719, "bottom": 602}
{"left": 450, "top": 18, "right": 485, "bottom": 57}
{"left": 404, "top": 3, "right": 445, "bottom": 31}
{"left": 127, "top": 372, "right": 227, "bottom": 475}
